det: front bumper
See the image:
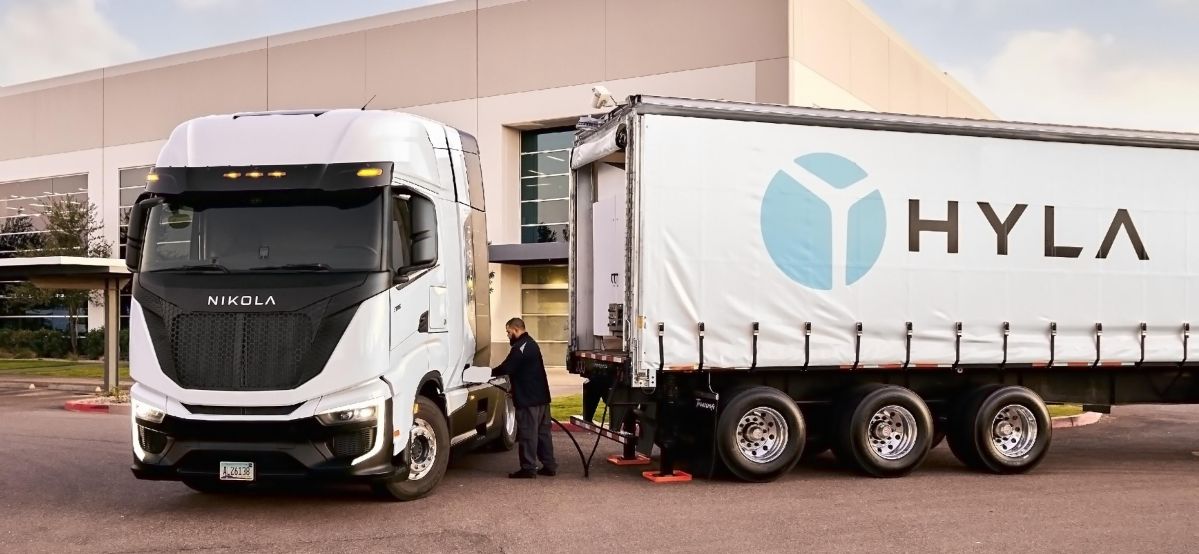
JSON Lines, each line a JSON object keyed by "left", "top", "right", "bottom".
{"left": 130, "top": 403, "right": 406, "bottom": 483}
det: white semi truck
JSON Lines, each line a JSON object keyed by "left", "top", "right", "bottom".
{"left": 125, "top": 96, "right": 1199, "bottom": 500}
{"left": 125, "top": 109, "right": 512, "bottom": 500}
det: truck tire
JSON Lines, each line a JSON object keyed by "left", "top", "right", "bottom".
{"left": 715, "top": 386, "right": 805, "bottom": 482}
{"left": 949, "top": 385, "right": 1052, "bottom": 474}
{"left": 832, "top": 384, "right": 934, "bottom": 478}
{"left": 488, "top": 395, "right": 517, "bottom": 452}
{"left": 947, "top": 384, "right": 1004, "bottom": 469}
{"left": 373, "top": 396, "right": 450, "bottom": 501}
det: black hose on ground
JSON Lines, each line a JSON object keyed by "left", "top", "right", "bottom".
{"left": 549, "top": 416, "right": 591, "bottom": 478}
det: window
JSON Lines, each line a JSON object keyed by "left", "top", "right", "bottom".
{"left": 118, "top": 166, "right": 153, "bottom": 260}
{"left": 520, "top": 128, "right": 572, "bottom": 244}
{"left": 520, "top": 265, "right": 568, "bottom": 367}
{"left": 0, "top": 174, "right": 89, "bottom": 331}
{"left": 391, "top": 190, "right": 438, "bottom": 272}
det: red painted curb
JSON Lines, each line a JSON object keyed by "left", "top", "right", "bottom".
{"left": 64, "top": 400, "right": 111, "bottom": 414}
{"left": 1052, "top": 412, "right": 1102, "bottom": 429}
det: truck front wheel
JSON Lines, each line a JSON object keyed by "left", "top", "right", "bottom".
{"left": 948, "top": 385, "right": 1052, "bottom": 474}
{"left": 832, "top": 384, "right": 934, "bottom": 478}
{"left": 373, "top": 396, "right": 450, "bottom": 501}
{"left": 715, "top": 386, "right": 805, "bottom": 482}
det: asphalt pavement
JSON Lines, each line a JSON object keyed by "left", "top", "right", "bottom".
{"left": 1, "top": 391, "right": 1197, "bottom": 553}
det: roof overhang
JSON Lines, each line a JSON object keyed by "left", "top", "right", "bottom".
{"left": 488, "top": 243, "right": 567, "bottom": 266}
{"left": 0, "top": 257, "right": 130, "bottom": 289}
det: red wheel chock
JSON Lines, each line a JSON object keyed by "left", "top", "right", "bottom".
{"left": 641, "top": 470, "right": 693, "bottom": 483}
{"left": 608, "top": 454, "right": 652, "bottom": 466}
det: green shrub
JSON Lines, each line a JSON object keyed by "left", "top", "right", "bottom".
{"left": 0, "top": 348, "right": 11, "bottom": 358}
{"left": 12, "top": 349, "right": 36, "bottom": 359}
{"left": 83, "top": 329, "right": 105, "bottom": 360}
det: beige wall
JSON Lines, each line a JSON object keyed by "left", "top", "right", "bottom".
{"left": 0, "top": 0, "right": 992, "bottom": 341}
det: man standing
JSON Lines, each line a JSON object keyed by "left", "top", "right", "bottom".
{"left": 492, "top": 318, "right": 557, "bottom": 478}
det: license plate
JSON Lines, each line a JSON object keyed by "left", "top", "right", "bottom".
{"left": 219, "top": 461, "right": 255, "bottom": 481}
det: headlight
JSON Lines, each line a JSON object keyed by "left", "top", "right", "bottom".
{"left": 316, "top": 400, "right": 381, "bottom": 426}
{"left": 133, "top": 400, "right": 166, "bottom": 424}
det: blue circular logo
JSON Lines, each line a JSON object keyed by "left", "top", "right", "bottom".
{"left": 761, "top": 153, "right": 886, "bottom": 290}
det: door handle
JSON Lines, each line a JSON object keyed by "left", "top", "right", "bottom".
{"left": 418, "top": 311, "right": 429, "bottom": 333}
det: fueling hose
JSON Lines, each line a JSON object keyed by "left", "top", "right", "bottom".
{"left": 493, "top": 378, "right": 594, "bottom": 478}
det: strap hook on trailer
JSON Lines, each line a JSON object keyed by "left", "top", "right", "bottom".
{"left": 1092, "top": 323, "right": 1103, "bottom": 368}
{"left": 1138, "top": 322, "right": 1147, "bottom": 366}
{"left": 1048, "top": 322, "right": 1057, "bottom": 368}
{"left": 657, "top": 323, "right": 665, "bottom": 372}
{"left": 902, "top": 322, "right": 913, "bottom": 370}
{"left": 749, "top": 322, "right": 760, "bottom": 371}
{"left": 1000, "top": 321, "right": 1010, "bottom": 370}
{"left": 803, "top": 322, "right": 812, "bottom": 370}
{"left": 851, "top": 322, "right": 863, "bottom": 370}
{"left": 1181, "top": 323, "right": 1190, "bottom": 367}
{"left": 697, "top": 322, "right": 706, "bottom": 372}
{"left": 953, "top": 322, "right": 963, "bottom": 373}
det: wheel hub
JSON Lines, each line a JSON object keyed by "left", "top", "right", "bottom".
{"left": 865, "top": 405, "right": 919, "bottom": 461}
{"left": 734, "top": 407, "right": 790, "bottom": 464}
{"left": 991, "top": 404, "right": 1038, "bottom": 459}
{"left": 408, "top": 418, "right": 438, "bottom": 481}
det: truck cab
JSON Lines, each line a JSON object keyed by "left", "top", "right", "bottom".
{"left": 125, "top": 109, "right": 513, "bottom": 500}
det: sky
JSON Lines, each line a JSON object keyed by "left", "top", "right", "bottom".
{"left": 1, "top": 0, "right": 1197, "bottom": 132}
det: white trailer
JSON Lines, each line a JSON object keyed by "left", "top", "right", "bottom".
{"left": 569, "top": 96, "right": 1199, "bottom": 481}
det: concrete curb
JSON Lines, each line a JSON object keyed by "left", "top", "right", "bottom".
{"left": 1052, "top": 411, "right": 1102, "bottom": 429}
{"left": 0, "top": 381, "right": 129, "bottom": 393}
{"left": 63, "top": 399, "right": 130, "bottom": 416}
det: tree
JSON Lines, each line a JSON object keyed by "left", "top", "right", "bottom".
{"left": 8, "top": 196, "right": 112, "bottom": 356}
{"left": 0, "top": 213, "right": 41, "bottom": 259}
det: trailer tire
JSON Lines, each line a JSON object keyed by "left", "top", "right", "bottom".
{"left": 373, "top": 396, "right": 450, "bottom": 501}
{"left": 488, "top": 395, "right": 517, "bottom": 452}
{"left": 832, "top": 384, "right": 934, "bottom": 478}
{"left": 715, "top": 386, "right": 805, "bottom": 482}
{"left": 947, "top": 384, "right": 1004, "bottom": 470}
{"left": 950, "top": 386, "right": 1052, "bottom": 474}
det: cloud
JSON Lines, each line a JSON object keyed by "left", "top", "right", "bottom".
{"left": 950, "top": 29, "right": 1199, "bottom": 132}
{"left": 0, "top": 0, "right": 137, "bottom": 86}
{"left": 175, "top": 0, "right": 257, "bottom": 11}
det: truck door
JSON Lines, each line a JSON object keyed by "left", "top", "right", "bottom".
{"left": 389, "top": 190, "right": 448, "bottom": 368}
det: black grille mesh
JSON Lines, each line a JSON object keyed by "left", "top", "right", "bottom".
{"left": 331, "top": 427, "right": 376, "bottom": 458}
{"left": 138, "top": 426, "right": 169, "bottom": 454}
{"left": 139, "top": 291, "right": 356, "bottom": 391}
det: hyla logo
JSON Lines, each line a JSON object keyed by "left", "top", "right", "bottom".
{"left": 760, "top": 153, "right": 885, "bottom": 290}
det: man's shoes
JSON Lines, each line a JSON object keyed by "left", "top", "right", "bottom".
{"left": 537, "top": 467, "right": 557, "bottom": 477}
{"left": 508, "top": 469, "right": 537, "bottom": 479}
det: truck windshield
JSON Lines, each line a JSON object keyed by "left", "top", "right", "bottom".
{"left": 141, "top": 188, "right": 384, "bottom": 273}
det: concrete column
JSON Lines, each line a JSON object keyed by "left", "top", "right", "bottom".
{"left": 103, "top": 278, "right": 120, "bottom": 391}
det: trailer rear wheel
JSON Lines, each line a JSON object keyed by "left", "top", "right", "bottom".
{"left": 832, "top": 384, "right": 933, "bottom": 478}
{"left": 373, "top": 396, "right": 450, "bottom": 501}
{"left": 715, "top": 386, "right": 805, "bottom": 482}
{"left": 949, "top": 385, "right": 1052, "bottom": 474}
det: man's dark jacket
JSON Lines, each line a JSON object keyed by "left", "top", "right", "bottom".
{"left": 492, "top": 334, "right": 552, "bottom": 408}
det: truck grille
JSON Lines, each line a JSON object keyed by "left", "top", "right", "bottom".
{"left": 139, "top": 292, "right": 356, "bottom": 391}
{"left": 330, "top": 428, "right": 376, "bottom": 458}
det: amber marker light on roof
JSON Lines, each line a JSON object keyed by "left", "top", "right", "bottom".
{"left": 146, "top": 173, "right": 159, "bottom": 183}
{"left": 223, "top": 172, "right": 242, "bottom": 179}
{"left": 267, "top": 171, "right": 286, "bottom": 178}
{"left": 246, "top": 171, "right": 264, "bottom": 178}
{"left": 357, "top": 168, "right": 383, "bottom": 177}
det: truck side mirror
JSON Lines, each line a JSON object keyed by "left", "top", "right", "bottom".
{"left": 409, "top": 195, "right": 437, "bottom": 267}
{"left": 125, "top": 197, "right": 162, "bottom": 271}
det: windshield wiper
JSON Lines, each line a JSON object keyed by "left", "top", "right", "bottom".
{"left": 249, "top": 263, "right": 333, "bottom": 272}
{"left": 150, "top": 263, "right": 230, "bottom": 273}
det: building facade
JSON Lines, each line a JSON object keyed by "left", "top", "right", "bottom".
{"left": 0, "top": 0, "right": 991, "bottom": 363}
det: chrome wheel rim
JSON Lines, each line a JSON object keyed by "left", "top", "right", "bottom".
{"left": 735, "top": 407, "right": 789, "bottom": 464}
{"left": 991, "top": 404, "right": 1037, "bottom": 458}
{"left": 408, "top": 418, "right": 437, "bottom": 481}
{"left": 503, "top": 397, "right": 516, "bottom": 438}
{"left": 866, "top": 405, "right": 919, "bottom": 460}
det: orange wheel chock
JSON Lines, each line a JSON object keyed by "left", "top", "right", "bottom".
{"left": 641, "top": 470, "right": 693, "bottom": 483}
{"left": 608, "top": 454, "right": 653, "bottom": 466}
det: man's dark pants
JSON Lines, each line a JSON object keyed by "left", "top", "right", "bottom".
{"left": 515, "top": 404, "right": 557, "bottom": 472}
